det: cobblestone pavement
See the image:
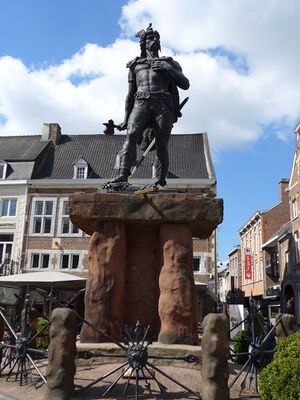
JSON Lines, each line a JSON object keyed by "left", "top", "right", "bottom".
{"left": 0, "top": 361, "right": 260, "bottom": 400}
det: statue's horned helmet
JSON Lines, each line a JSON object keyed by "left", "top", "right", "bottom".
{"left": 136, "top": 23, "right": 160, "bottom": 55}
{"left": 135, "top": 23, "right": 160, "bottom": 42}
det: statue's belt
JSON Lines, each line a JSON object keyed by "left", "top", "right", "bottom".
{"left": 135, "top": 90, "right": 171, "bottom": 100}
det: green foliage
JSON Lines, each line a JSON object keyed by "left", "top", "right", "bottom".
{"left": 232, "top": 330, "right": 249, "bottom": 364}
{"left": 36, "top": 318, "right": 50, "bottom": 350}
{"left": 260, "top": 332, "right": 300, "bottom": 400}
{"left": 274, "top": 331, "right": 300, "bottom": 360}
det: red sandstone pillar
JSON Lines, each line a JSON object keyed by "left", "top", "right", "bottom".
{"left": 126, "top": 224, "right": 160, "bottom": 338}
{"left": 80, "top": 221, "right": 126, "bottom": 343}
{"left": 158, "top": 223, "right": 199, "bottom": 345}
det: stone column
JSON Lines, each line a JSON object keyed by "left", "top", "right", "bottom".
{"left": 201, "top": 314, "right": 229, "bottom": 400}
{"left": 126, "top": 224, "right": 160, "bottom": 338}
{"left": 44, "top": 308, "right": 77, "bottom": 400}
{"left": 80, "top": 221, "right": 126, "bottom": 342}
{"left": 158, "top": 223, "right": 199, "bottom": 345}
{"left": 275, "top": 313, "right": 296, "bottom": 341}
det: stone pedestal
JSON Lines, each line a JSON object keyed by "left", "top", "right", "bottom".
{"left": 80, "top": 222, "right": 126, "bottom": 342}
{"left": 70, "top": 192, "right": 223, "bottom": 345}
{"left": 159, "top": 224, "right": 199, "bottom": 344}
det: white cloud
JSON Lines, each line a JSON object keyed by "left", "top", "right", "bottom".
{"left": 0, "top": 0, "right": 299, "bottom": 151}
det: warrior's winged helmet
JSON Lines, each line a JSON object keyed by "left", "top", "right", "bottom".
{"left": 136, "top": 23, "right": 161, "bottom": 57}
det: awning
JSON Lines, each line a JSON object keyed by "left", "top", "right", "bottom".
{"left": 0, "top": 271, "right": 86, "bottom": 289}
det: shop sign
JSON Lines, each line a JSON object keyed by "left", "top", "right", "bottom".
{"left": 245, "top": 248, "right": 252, "bottom": 280}
{"left": 0, "top": 222, "right": 16, "bottom": 229}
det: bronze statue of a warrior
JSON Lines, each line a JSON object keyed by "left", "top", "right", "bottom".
{"left": 111, "top": 23, "right": 190, "bottom": 187}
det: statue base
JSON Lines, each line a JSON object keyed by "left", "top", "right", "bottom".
{"left": 69, "top": 191, "right": 223, "bottom": 345}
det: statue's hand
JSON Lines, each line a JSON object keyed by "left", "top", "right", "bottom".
{"left": 116, "top": 121, "right": 127, "bottom": 131}
{"left": 151, "top": 60, "right": 172, "bottom": 72}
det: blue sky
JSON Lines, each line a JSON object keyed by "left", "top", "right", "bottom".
{"left": 0, "top": 0, "right": 299, "bottom": 260}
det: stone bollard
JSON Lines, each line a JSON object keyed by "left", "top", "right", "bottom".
{"left": 201, "top": 313, "right": 229, "bottom": 400}
{"left": 275, "top": 313, "right": 296, "bottom": 341}
{"left": 44, "top": 308, "right": 77, "bottom": 400}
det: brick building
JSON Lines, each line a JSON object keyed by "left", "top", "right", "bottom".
{"left": 283, "top": 122, "right": 300, "bottom": 324}
{"left": 238, "top": 179, "right": 290, "bottom": 304}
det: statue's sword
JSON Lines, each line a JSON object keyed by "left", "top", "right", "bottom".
{"left": 131, "top": 96, "right": 189, "bottom": 176}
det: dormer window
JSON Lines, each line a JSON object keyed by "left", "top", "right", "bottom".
{"left": 73, "top": 158, "right": 88, "bottom": 179}
{"left": 0, "top": 162, "right": 7, "bottom": 180}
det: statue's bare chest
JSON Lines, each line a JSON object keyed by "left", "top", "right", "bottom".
{"left": 134, "top": 62, "right": 169, "bottom": 88}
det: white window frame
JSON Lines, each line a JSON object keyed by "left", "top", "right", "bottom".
{"left": 29, "top": 197, "right": 57, "bottom": 237}
{"left": 295, "top": 231, "right": 300, "bottom": 263}
{"left": 58, "top": 198, "right": 81, "bottom": 237}
{"left": 193, "top": 252, "right": 206, "bottom": 275}
{"left": 27, "top": 250, "right": 52, "bottom": 270}
{"left": 114, "top": 153, "right": 121, "bottom": 169}
{"left": 0, "top": 198, "right": 17, "bottom": 217}
{"left": 0, "top": 162, "right": 7, "bottom": 180}
{"left": 73, "top": 159, "right": 88, "bottom": 179}
{"left": 291, "top": 198, "right": 298, "bottom": 220}
{"left": 0, "top": 234, "right": 14, "bottom": 264}
{"left": 59, "top": 251, "right": 82, "bottom": 271}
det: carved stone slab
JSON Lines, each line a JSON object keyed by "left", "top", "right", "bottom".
{"left": 69, "top": 192, "right": 223, "bottom": 239}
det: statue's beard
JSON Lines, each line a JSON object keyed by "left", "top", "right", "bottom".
{"left": 147, "top": 42, "right": 160, "bottom": 52}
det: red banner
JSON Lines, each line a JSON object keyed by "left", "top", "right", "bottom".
{"left": 245, "top": 253, "right": 252, "bottom": 280}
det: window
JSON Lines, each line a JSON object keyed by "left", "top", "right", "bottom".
{"left": 114, "top": 153, "right": 121, "bottom": 169}
{"left": 0, "top": 234, "right": 13, "bottom": 264}
{"left": 73, "top": 158, "right": 88, "bottom": 179}
{"left": 0, "top": 162, "right": 7, "bottom": 179}
{"left": 1, "top": 198, "right": 17, "bottom": 217}
{"left": 295, "top": 231, "right": 300, "bottom": 262}
{"left": 59, "top": 199, "right": 80, "bottom": 236}
{"left": 60, "top": 253, "right": 80, "bottom": 270}
{"left": 30, "top": 253, "right": 50, "bottom": 269}
{"left": 292, "top": 199, "right": 298, "bottom": 219}
{"left": 30, "top": 198, "right": 56, "bottom": 236}
{"left": 285, "top": 251, "right": 290, "bottom": 274}
{"left": 193, "top": 257, "right": 200, "bottom": 272}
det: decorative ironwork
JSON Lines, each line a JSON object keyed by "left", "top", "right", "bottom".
{"left": 228, "top": 296, "right": 283, "bottom": 395}
{"left": 76, "top": 321, "right": 201, "bottom": 399}
{"left": 0, "top": 293, "right": 47, "bottom": 386}
{"left": 1, "top": 288, "right": 201, "bottom": 398}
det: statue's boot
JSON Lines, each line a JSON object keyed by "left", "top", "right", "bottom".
{"left": 109, "top": 168, "right": 131, "bottom": 184}
{"left": 154, "top": 177, "right": 167, "bottom": 187}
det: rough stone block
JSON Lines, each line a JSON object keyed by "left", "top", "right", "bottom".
{"left": 70, "top": 192, "right": 223, "bottom": 239}
{"left": 275, "top": 313, "right": 296, "bottom": 341}
{"left": 158, "top": 224, "right": 199, "bottom": 345}
{"left": 80, "top": 221, "right": 126, "bottom": 342}
{"left": 201, "top": 313, "right": 229, "bottom": 400}
{"left": 44, "top": 308, "right": 77, "bottom": 400}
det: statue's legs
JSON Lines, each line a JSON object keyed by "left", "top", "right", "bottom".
{"left": 111, "top": 95, "right": 173, "bottom": 185}
{"left": 112, "top": 103, "right": 150, "bottom": 182}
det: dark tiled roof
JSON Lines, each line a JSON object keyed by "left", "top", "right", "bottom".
{"left": 0, "top": 136, "right": 50, "bottom": 160}
{"left": 6, "top": 161, "right": 35, "bottom": 180}
{"left": 37, "top": 133, "right": 210, "bottom": 180}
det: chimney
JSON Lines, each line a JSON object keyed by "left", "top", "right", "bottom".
{"left": 279, "top": 179, "right": 289, "bottom": 202}
{"left": 42, "top": 123, "right": 61, "bottom": 145}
